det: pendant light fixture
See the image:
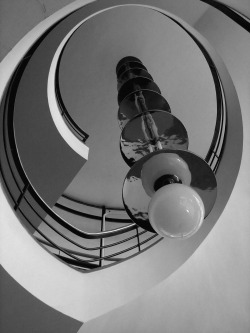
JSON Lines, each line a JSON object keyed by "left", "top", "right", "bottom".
{"left": 117, "top": 57, "right": 217, "bottom": 239}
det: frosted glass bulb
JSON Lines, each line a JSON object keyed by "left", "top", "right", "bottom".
{"left": 148, "top": 184, "right": 205, "bottom": 239}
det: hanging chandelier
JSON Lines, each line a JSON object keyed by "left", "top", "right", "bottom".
{"left": 116, "top": 56, "right": 217, "bottom": 239}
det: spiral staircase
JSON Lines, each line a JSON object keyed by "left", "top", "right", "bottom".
{"left": 0, "top": 1, "right": 249, "bottom": 332}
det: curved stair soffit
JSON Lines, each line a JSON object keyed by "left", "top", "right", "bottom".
{"left": 0, "top": 0, "right": 243, "bottom": 323}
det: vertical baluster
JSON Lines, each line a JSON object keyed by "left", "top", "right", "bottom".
{"left": 136, "top": 226, "right": 141, "bottom": 252}
{"left": 99, "top": 206, "right": 106, "bottom": 267}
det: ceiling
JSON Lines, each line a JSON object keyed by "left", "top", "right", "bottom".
{"left": 59, "top": 5, "right": 216, "bottom": 209}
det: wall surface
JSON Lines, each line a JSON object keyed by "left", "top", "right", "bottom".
{"left": 216, "top": 0, "right": 250, "bottom": 17}
{"left": 78, "top": 6, "right": 250, "bottom": 333}
{"left": 0, "top": 0, "right": 76, "bottom": 60}
{"left": 13, "top": 9, "right": 87, "bottom": 207}
{"left": 0, "top": 1, "right": 83, "bottom": 332}
{"left": 0, "top": 1, "right": 249, "bottom": 333}
{"left": 0, "top": 266, "right": 82, "bottom": 333}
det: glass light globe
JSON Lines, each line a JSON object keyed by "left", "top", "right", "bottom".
{"left": 148, "top": 183, "right": 205, "bottom": 239}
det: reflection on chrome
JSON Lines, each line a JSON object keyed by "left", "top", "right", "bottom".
{"left": 120, "top": 111, "right": 188, "bottom": 166}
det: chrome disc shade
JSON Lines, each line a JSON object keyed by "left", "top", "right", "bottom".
{"left": 118, "top": 90, "right": 171, "bottom": 129}
{"left": 117, "top": 68, "right": 153, "bottom": 90}
{"left": 116, "top": 58, "right": 145, "bottom": 77}
{"left": 118, "top": 77, "right": 161, "bottom": 104}
{"left": 122, "top": 149, "right": 217, "bottom": 233}
{"left": 120, "top": 111, "right": 189, "bottom": 166}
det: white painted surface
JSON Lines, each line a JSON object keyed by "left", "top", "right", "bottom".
{"left": 217, "top": 0, "right": 250, "bottom": 17}
{"left": 78, "top": 6, "right": 250, "bottom": 333}
{"left": 0, "top": 1, "right": 242, "bottom": 325}
{"left": 48, "top": 33, "right": 89, "bottom": 159}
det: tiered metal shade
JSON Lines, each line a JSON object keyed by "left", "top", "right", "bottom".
{"left": 116, "top": 57, "right": 217, "bottom": 236}
{"left": 117, "top": 57, "right": 188, "bottom": 166}
{"left": 118, "top": 90, "right": 171, "bottom": 129}
{"left": 120, "top": 111, "right": 189, "bottom": 166}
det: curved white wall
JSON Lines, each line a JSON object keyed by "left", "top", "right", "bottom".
{"left": 48, "top": 31, "right": 89, "bottom": 159}
{"left": 0, "top": 0, "right": 78, "bottom": 60}
{"left": 0, "top": 0, "right": 246, "bottom": 328}
{"left": 78, "top": 4, "right": 250, "bottom": 333}
{"left": 218, "top": 0, "right": 250, "bottom": 17}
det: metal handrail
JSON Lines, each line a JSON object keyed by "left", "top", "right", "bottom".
{"left": 55, "top": 202, "right": 133, "bottom": 223}
{"left": 0, "top": 61, "right": 160, "bottom": 270}
{"left": 0, "top": 14, "right": 227, "bottom": 270}
{"left": 0, "top": 59, "right": 135, "bottom": 233}
{"left": 37, "top": 238, "right": 123, "bottom": 261}
{"left": 55, "top": 43, "right": 89, "bottom": 143}
{"left": 1, "top": 64, "right": 137, "bottom": 239}
{"left": 201, "top": 0, "right": 250, "bottom": 33}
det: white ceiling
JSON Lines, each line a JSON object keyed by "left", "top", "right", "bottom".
{"left": 59, "top": 5, "right": 216, "bottom": 209}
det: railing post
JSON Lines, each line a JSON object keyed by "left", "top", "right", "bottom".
{"left": 99, "top": 206, "right": 106, "bottom": 267}
{"left": 136, "top": 226, "right": 141, "bottom": 252}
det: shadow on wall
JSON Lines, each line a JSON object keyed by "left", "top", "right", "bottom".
{"left": 0, "top": 266, "right": 82, "bottom": 333}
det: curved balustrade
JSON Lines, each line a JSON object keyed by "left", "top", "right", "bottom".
{"left": 0, "top": 55, "right": 161, "bottom": 270}
{"left": 201, "top": 0, "right": 250, "bottom": 32}
{"left": 0, "top": 6, "right": 227, "bottom": 272}
{"left": 55, "top": 46, "right": 89, "bottom": 143}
